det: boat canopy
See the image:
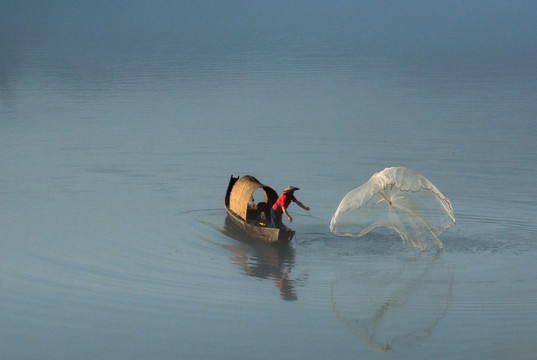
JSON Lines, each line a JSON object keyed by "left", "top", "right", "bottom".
{"left": 228, "top": 175, "right": 278, "bottom": 221}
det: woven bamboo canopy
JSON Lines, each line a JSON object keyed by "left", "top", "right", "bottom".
{"left": 228, "top": 175, "right": 278, "bottom": 221}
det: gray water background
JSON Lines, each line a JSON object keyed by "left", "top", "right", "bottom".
{"left": 1, "top": 2, "right": 537, "bottom": 359}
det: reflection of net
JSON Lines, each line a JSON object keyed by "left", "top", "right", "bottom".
{"left": 330, "top": 251, "right": 453, "bottom": 352}
{"left": 330, "top": 167, "right": 455, "bottom": 250}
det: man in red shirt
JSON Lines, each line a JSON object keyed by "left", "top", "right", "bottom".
{"left": 270, "top": 186, "right": 310, "bottom": 228}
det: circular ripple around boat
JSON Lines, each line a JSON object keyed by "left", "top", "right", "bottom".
{"left": 1, "top": 207, "right": 273, "bottom": 331}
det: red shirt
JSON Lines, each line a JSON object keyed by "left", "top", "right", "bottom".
{"left": 272, "top": 193, "right": 296, "bottom": 214}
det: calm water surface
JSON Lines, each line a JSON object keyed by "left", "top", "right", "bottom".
{"left": 1, "top": 2, "right": 537, "bottom": 359}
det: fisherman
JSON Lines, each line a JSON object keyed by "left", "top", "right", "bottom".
{"left": 270, "top": 186, "right": 310, "bottom": 228}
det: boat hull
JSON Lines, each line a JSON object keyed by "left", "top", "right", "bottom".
{"left": 225, "top": 207, "right": 295, "bottom": 244}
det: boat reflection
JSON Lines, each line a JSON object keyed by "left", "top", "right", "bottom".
{"left": 330, "top": 249, "right": 453, "bottom": 352}
{"left": 222, "top": 215, "right": 306, "bottom": 301}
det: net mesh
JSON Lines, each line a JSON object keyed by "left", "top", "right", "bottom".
{"left": 330, "top": 167, "right": 455, "bottom": 250}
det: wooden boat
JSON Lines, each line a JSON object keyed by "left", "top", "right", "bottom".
{"left": 225, "top": 175, "right": 295, "bottom": 244}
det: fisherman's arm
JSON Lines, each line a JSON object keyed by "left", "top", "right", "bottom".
{"left": 295, "top": 199, "right": 310, "bottom": 211}
{"left": 282, "top": 207, "right": 293, "bottom": 222}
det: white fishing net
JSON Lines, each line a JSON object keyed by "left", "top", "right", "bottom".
{"left": 330, "top": 167, "right": 455, "bottom": 250}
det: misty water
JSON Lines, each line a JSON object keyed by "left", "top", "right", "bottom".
{"left": 2, "top": 2, "right": 537, "bottom": 359}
